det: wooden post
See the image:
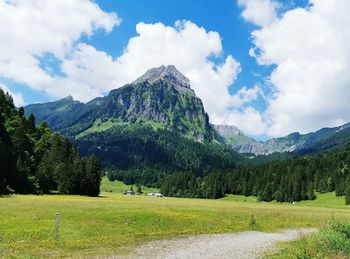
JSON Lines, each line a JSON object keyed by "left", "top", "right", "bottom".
{"left": 55, "top": 212, "right": 59, "bottom": 240}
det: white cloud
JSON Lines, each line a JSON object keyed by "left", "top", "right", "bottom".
{"left": 213, "top": 107, "right": 267, "bottom": 136}
{"left": 238, "top": 0, "right": 279, "bottom": 27}
{"left": 0, "top": 0, "right": 120, "bottom": 98}
{"left": 0, "top": 84, "right": 25, "bottom": 107}
{"left": 240, "top": 0, "right": 350, "bottom": 137}
{"left": 232, "top": 85, "right": 263, "bottom": 107}
{"left": 52, "top": 43, "right": 119, "bottom": 100}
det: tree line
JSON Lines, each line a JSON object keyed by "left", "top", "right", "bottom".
{"left": 0, "top": 89, "right": 101, "bottom": 196}
{"left": 161, "top": 145, "right": 350, "bottom": 204}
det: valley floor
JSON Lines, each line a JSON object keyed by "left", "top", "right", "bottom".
{"left": 0, "top": 182, "right": 349, "bottom": 258}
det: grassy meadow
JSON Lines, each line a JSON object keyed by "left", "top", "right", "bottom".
{"left": 99, "top": 177, "right": 159, "bottom": 194}
{"left": 0, "top": 179, "right": 350, "bottom": 258}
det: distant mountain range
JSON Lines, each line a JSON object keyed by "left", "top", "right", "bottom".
{"left": 25, "top": 64, "right": 350, "bottom": 163}
{"left": 216, "top": 123, "right": 350, "bottom": 155}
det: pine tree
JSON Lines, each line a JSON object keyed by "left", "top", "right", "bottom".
{"left": 306, "top": 183, "right": 316, "bottom": 200}
{"left": 25, "top": 114, "right": 36, "bottom": 133}
{"left": 345, "top": 179, "right": 350, "bottom": 205}
{"left": 137, "top": 184, "right": 142, "bottom": 194}
{"left": 79, "top": 156, "right": 101, "bottom": 196}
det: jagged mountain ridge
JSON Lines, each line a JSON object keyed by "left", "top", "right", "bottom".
{"left": 25, "top": 65, "right": 214, "bottom": 142}
{"left": 216, "top": 123, "right": 350, "bottom": 155}
{"left": 133, "top": 65, "right": 191, "bottom": 89}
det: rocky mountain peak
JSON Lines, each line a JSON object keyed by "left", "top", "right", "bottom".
{"left": 213, "top": 124, "right": 244, "bottom": 137}
{"left": 60, "top": 95, "right": 74, "bottom": 101}
{"left": 133, "top": 65, "right": 191, "bottom": 89}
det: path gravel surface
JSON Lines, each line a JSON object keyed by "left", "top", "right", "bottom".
{"left": 122, "top": 228, "right": 316, "bottom": 259}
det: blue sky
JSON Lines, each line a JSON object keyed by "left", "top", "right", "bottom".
{"left": 1, "top": 0, "right": 349, "bottom": 139}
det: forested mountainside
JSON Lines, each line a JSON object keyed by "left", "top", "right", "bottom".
{"left": 25, "top": 65, "right": 215, "bottom": 142}
{"left": 90, "top": 125, "right": 239, "bottom": 187}
{"left": 0, "top": 88, "right": 101, "bottom": 196}
{"left": 162, "top": 144, "right": 350, "bottom": 203}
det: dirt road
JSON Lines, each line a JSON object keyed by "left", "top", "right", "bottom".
{"left": 125, "top": 228, "right": 316, "bottom": 259}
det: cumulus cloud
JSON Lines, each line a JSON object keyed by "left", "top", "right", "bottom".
{"left": 240, "top": 0, "right": 350, "bottom": 137}
{"left": 211, "top": 84, "right": 266, "bottom": 136}
{"left": 0, "top": 0, "right": 120, "bottom": 98}
{"left": 238, "top": 0, "right": 279, "bottom": 27}
{"left": 213, "top": 107, "right": 267, "bottom": 136}
{"left": 52, "top": 43, "right": 120, "bottom": 100}
{"left": 232, "top": 85, "right": 263, "bottom": 107}
{"left": 0, "top": 84, "right": 25, "bottom": 107}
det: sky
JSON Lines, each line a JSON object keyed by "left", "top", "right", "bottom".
{"left": 1, "top": 0, "right": 350, "bottom": 139}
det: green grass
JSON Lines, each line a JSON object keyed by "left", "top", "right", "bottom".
{"left": 221, "top": 192, "right": 347, "bottom": 208}
{"left": 100, "top": 177, "right": 159, "bottom": 194}
{"left": 0, "top": 189, "right": 350, "bottom": 258}
{"left": 220, "top": 194, "right": 258, "bottom": 203}
{"left": 297, "top": 192, "right": 348, "bottom": 209}
{"left": 76, "top": 119, "right": 122, "bottom": 138}
{"left": 76, "top": 118, "right": 168, "bottom": 139}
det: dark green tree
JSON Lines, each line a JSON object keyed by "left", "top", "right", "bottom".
{"left": 345, "top": 179, "right": 350, "bottom": 205}
{"left": 79, "top": 156, "right": 101, "bottom": 196}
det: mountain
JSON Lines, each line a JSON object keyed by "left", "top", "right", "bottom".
{"left": 213, "top": 124, "right": 251, "bottom": 145}
{"left": 25, "top": 65, "right": 239, "bottom": 186}
{"left": 232, "top": 123, "right": 350, "bottom": 155}
{"left": 24, "top": 95, "right": 85, "bottom": 131}
{"left": 26, "top": 65, "right": 214, "bottom": 142}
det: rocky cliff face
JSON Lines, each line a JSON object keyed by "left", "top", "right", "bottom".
{"left": 133, "top": 65, "right": 191, "bottom": 90}
{"left": 25, "top": 65, "right": 214, "bottom": 142}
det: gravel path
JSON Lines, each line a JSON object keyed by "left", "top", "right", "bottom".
{"left": 123, "top": 228, "right": 316, "bottom": 259}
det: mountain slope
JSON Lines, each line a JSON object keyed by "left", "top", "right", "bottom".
{"left": 296, "top": 126, "right": 350, "bottom": 155}
{"left": 25, "top": 96, "right": 85, "bottom": 131}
